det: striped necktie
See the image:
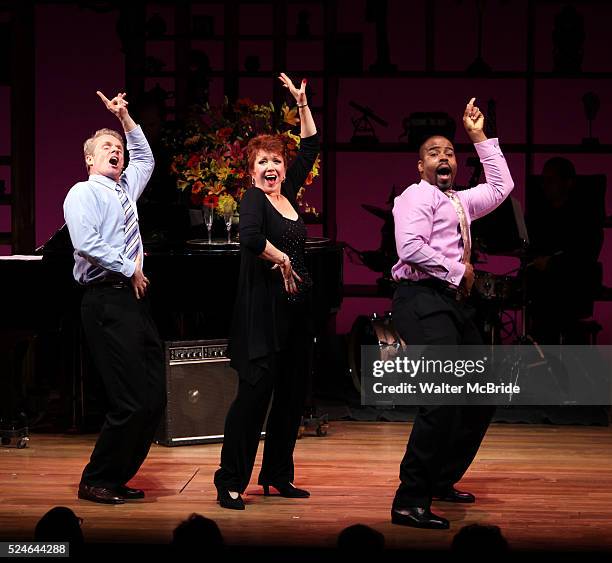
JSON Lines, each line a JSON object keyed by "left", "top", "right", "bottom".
{"left": 446, "top": 190, "right": 471, "bottom": 264}
{"left": 85, "top": 184, "right": 141, "bottom": 282}
{"left": 115, "top": 184, "right": 141, "bottom": 262}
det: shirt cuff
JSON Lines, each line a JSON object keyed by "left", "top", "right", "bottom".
{"left": 120, "top": 258, "right": 136, "bottom": 278}
{"left": 474, "top": 137, "right": 501, "bottom": 159}
{"left": 444, "top": 261, "right": 466, "bottom": 288}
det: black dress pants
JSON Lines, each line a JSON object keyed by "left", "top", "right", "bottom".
{"left": 392, "top": 283, "right": 495, "bottom": 508}
{"left": 80, "top": 284, "right": 165, "bottom": 489}
{"left": 214, "top": 309, "right": 310, "bottom": 493}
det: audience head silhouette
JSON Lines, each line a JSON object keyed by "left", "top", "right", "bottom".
{"left": 451, "top": 523, "right": 509, "bottom": 554}
{"left": 34, "top": 506, "right": 84, "bottom": 546}
{"left": 172, "top": 513, "right": 224, "bottom": 552}
{"left": 337, "top": 524, "right": 385, "bottom": 552}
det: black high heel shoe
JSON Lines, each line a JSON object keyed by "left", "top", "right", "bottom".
{"left": 262, "top": 482, "right": 310, "bottom": 498}
{"left": 216, "top": 488, "right": 245, "bottom": 510}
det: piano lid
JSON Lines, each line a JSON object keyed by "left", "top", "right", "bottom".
{"left": 37, "top": 224, "right": 73, "bottom": 255}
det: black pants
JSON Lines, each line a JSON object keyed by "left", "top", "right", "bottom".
{"left": 392, "top": 283, "right": 495, "bottom": 508}
{"left": 80, "top": 285, "right": 165, "bottom": 489}
{"left": 214, "top": 313, "right": 310, "bottom": 493}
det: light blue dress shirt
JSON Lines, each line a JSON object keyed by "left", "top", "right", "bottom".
{"left": 63, "top": 125, "right": 154, "bottom": 284}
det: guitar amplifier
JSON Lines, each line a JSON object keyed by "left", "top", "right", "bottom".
{"left": 155, "top": 339, "right": 252, "bottom": 446}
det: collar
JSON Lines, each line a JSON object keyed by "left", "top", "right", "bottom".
{"left": 89, "top": 174, "right": 121, "bottom": 190}
{"left": 418, "top": 179, "right": 454, "bottom": 194}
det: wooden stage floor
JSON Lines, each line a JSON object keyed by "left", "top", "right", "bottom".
{"left": 1, "top": 421, "right": 612, "bottom": 555}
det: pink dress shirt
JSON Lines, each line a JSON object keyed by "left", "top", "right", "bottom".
{"left": 391, "top": 138, "right": 514, "bottom": 288}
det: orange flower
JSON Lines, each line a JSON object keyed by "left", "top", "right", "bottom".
{"left": 184, "top": 135, "right": 202, "bottom": 147}
{"left": 209, "top": 182, "right": 225, "bottom": 195}
{"left": 282, "top": 104, "right": 300, "bottom": 127}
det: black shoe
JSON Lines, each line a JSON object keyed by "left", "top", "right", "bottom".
{"left": 216, "top": 488, "right": 245, "bottom": 510}
{"left": 433, "top": 487, "right": 475, "bottom": 503}
{"left": 78, "top": 482, "right": 125, "bottom": 505}
{"left": 262, "top": 482, "right": 310, "bottom": 498}
{"left": 391, "top": 505, "right": 449, "bottom": 529}
{"left": 116, "top": 485, "right": 145, "bottom": 500}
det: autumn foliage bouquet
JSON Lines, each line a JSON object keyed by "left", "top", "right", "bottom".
{"left": 166, "top": 97, "right": 321, "bottom": 216}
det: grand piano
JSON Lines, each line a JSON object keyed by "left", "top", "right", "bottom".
{"left": 0, "top": 227, "right": 344, "bottom": 430}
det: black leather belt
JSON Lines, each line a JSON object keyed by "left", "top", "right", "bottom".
{"left": 85, "top": 280, "right": 129, "bottom": 290}
{"left": 399, "top": 278, "right": 464, "bottom": 301}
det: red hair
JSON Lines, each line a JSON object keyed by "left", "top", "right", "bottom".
{"left": 246, "top": 134, "right": 288, "bottom": 173}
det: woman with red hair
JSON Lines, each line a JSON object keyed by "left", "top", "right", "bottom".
{"left": 214, "top": 73, "right": 319, "bottom": 510}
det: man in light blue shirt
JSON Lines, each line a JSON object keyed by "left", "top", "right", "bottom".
{"left": 64, "top": 92, "right": 151, "bottom": 293}
{"left": 63, "top": 91, "right": 165, "bottom": 505}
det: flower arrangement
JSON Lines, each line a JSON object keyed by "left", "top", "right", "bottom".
{"left": 166, "top": 97, "right": 321, "bottom": 217}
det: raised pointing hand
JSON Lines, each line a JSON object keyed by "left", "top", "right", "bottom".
{"left": 462, "top": 97, "right": 486, "bottom": 142}
{"left": 96, "top": 90, "right": 129, "bottom": 118}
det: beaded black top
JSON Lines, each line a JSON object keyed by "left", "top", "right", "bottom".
{"left": 269, "top": 208, "right": 313, "bottom": 304}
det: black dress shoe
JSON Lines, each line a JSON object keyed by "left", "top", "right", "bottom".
{"left": 261, "top": 482, "right": 310, "bottom": 498}
{"left": 216, "top": 488, "right": 245, "bottom": 510}
{"left": 116, "top": 485, "right": 145, "bottom": 500}
{"left": 433, "top": 487, "right": 475, "bottom": 503}
{"left": 78, "top": 482, "right": 125, "bottom": 505}
{"left": 391, "top": 506, "right": 449, "bottom": 529}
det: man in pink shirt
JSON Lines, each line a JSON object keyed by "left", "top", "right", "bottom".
{"left": 390, "top": 99, "right": 514, "bottom": 529}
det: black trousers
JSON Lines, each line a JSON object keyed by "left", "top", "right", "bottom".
{"left": 80, "top": 285, "right": 165, "bottom": 489}
{"left": 392, "top": 283, "right": 495, "bottom": 508}
{"left": 214, "top": 310, "right": 310, "bottom": 493}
